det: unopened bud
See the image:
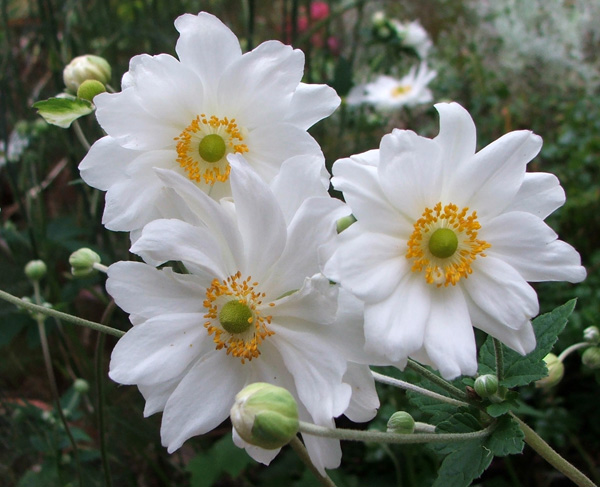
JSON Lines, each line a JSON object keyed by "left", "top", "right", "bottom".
{"left": 25, "top": 260, "right": 47, "bottom": 281}
{"left": 63, "top": 55, "right": 111, "bottom": 93}
{"left": 336, "top": 214, "right": 356, "bottom": 233}
{"left": 583, "top": 326, "right": 600, "bottom": 344}
{"left": 69, "top": 248, "right": 101, "bottom": 277}
{"left": 77, "top": 79, "right": 106, "bottom": 101}
{"left": 387, "top": 411, "right": 415, "bottom": 434}
{"left": 474, "top": 374, "right": 499, "bottom": 398}
{"left": 230, "top": 383, "right": 299, "bottom": 450}
{"left": 582, "top": 347, "right": 600, "bottom": 369}
{"left": 73, "top": 378, "right": 90, "bottom": 394}
{"left": 536, "top": 353, "right": 564, "bottom": 389}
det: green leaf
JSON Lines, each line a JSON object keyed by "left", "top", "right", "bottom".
{"left": 406, "top": 390, "right": 457, "bottom": 425}
{"left": 32, "top": 97, "right": 94, "bottom": 128}
{"left": 486, "top": 416, "right": 524, "bottom": 457}
{"left": 478, "top": 300, "right": 576, "bottom": 388}
{"left": 432, "top": 441, "right": 493, "bottom": 487}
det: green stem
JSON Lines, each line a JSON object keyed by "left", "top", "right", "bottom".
{"left": 298, "top": 421, "right": 495, "bottom": 445}
{"left": 405, "top": 360, "right": 469, "bottom": 401}
{"left": 72, "top": 119, "right": 91, "bottom": 151}
{"left": 289, "top": 436, "right": 337, "bottom": 487}
{"left": 558, "top": 342, "right": 590, "bottom": 363}
{"left": 510, "top": 413, "right": 597, "bottom": 487}
{"left": 372, "top": 371, "right": 469, "bottom": 407}
{"left": 0, "top": 289, "right": 124, "bottom": 338}
{"left": 493, "top": 338, "right": 505, "bottom": 383}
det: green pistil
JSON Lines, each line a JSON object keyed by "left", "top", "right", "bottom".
{"left": 428, "top": 228, "right": 458, "bottom": 259}
{"left": 199, "top": 134, "right": 226, "bottom": 163}
{"left": 220, "top": 300, "right": 253, "bottom": 334}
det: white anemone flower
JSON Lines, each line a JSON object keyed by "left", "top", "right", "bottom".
{"left": 323, "top": 102, "right": 586, "bottom": 379}
{"left": 391, "top": 20, "right": 433, "bottom": 59}
{"left": 347, "top": 63, "right": 436, "bottom": 110}
{"left": 107, "top": 156, "right": 378, "bottom": 473}
{"left": 79, "top": 11, "right": 340, "bottom": 232}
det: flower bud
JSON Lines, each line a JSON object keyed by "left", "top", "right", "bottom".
{"left": 582, "top": 347, "right": 600, "bottom": 369}
{"left": 583, "top": 326, "right": 600, "bottom": 344}
{"left": 77, "top": 79, "right": 106, "bottom": 101}
{"left": 536, "top": 353, "right": 564, "bottom": 389}
{"left": 24, "top": 260, "right": 47, "bottom": 281}
{"left": 69, "top": 248, "right": 101, "bottom": 277}
{"left": 63, "top": 55, "right": 111, "bottom": 93}
{"left": 387, "top": 411, "right": 415, "bottom": 434}
{"left": 230, "top": 383, "right": 299, "bottom": 450}
{"left": 336, "top": 214, "right": 356, "bottom": 233}
{"left": 474, "top": 374, "right": 499, "bottom": 398}
{"left": 73, "top": 378, "right": 90, "bottom": 394}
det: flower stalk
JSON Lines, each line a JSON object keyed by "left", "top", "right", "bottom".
{"left": 405, "top": 359, "right": 469, "bottom": 401}
{"left": 289, "top": 436, "right": 337, "bottom": 487}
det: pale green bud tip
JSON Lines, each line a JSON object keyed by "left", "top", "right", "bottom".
{"left": 69, "top": 248, "right": 101, "bottom": 277}
{"left": 73, "top": 378, "right": 90, "bottom": 394}
{"left": 25, "top": 260, "right": 47, "bottom": 281}
{"left": 583, "top": 326, "right": 600, "bottom": 344}
{"left": 536, "top": 353, "right": 564, "bottom": 389}
{"left": 387, "top": 411, "right": 415, "bottom": 434}
{"left": 77, "top": 79, "right": 106, "bottom": 101}
{"left": 336, "top": 214, "right": 357, "bottom": 233}
{"left": 63, "top": 55, "right": 111, "bottom": 93}
{"left": 582, "top": 347, "right": 600, "bottom": 369}
{"left": 230, "top": 383, "right": 299, "bottom": 450}
{"left": 474, "top": 374, "right": 499, "bottom": 398}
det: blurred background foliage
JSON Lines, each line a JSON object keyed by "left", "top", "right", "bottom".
{"left": 1, "top": 0, "right": 599, "bottom": 485}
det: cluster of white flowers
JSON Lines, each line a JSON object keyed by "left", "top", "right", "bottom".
{"left": 80, "top": 11, "right": 585, "bottom": 473}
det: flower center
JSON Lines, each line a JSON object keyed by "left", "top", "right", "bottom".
{"left": 174, "top": 114, "right": 249, "bottom": 185}
{"left": 203, "top": 271, "right": 275, "bottom": 363}
{"left": 391, "top": 84, "right": 411, "bottom": 98}
{"left": 406, "top": 202, "right": 491, "bottom": 287}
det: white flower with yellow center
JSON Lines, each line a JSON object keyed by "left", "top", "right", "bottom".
{"left": 347, "top": 63, "right": 436, "bottom": 110}
{"left": 323, "top": 102, "right": 586, "bottom": 379}
{"left": 79, "top": 11, "right": 340, "bottom": 232}
{"left": 107, "top": 156, "right": 378, "bottom": 473}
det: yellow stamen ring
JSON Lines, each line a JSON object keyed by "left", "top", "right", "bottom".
{"left": 203, "top": 271, "right": 274, "bottom": 363}
{"left": 174, "top": 114, "right": 249, "bottom": 185}
{"left": 406, "top": 202, "right": 491, "bottom": 287}
{"left": 391, "top": 84, "right": 411, "bottom": 98}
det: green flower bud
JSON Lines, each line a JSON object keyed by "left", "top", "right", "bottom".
{"left": 387, "top": 411, "right": 415, "bottom": 434}
{"left": 69, "top": 248, "right": 101, "bottom": 277}
{"left": 536, "top": 353, "right": 564, "bottom": 389}
{"left": 63, "top": 55, "right": 111, "bottom": 93}
{"left": 474, "top": 374, "right": 499, "bottom": 398}
{"left": 24, "top": 260, "right": 47, "bottom": 281}
{"left": 73, "top": 378, "right": 90, "bottom": 394}
{"left": 582, "top": 347, "right": 600, "bottom": 369}
{"left": 336, "top": 214, "right": 356, "bottom": 233}
{"left": 77, "top": 79, "right": 106, "bottom": 101}
{"left": 583, "top": 326, "right": 600, "bottom": 344}
{"left": 230, "top": 383, "right": 299, "bottom": 450}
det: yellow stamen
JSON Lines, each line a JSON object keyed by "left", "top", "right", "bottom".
{"left": 174, "top": 114, "right": 249, "bottom": 185}
{"left": 406, "top": 202, "right": 491, "bottom": 287}
{"left": 391, "top": 84, "right": 411, "bottom": 98}
{"left": 203, "top": 271, "right": 274, "bottom": 363}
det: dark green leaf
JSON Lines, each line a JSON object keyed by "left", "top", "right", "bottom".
{"left": 486, "top": 416, "right": 524, "bottom": 457}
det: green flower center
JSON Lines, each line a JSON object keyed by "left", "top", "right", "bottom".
{"left": 428, "top": 228, "right": 458, "bottom": 259}
{"left": 219, "top": 300, "right": 253, "bottom": 334}
{"left": 198, "top": 134, "right": 226, "bottom": 163}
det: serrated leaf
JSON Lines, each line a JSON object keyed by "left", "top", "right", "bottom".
{"left": 478, "top": 300, "right": 576, "bottom": 388}
{"left": 486, "top": 416, "right": 524, "bottom": 457}
{"left": 406, "top": 390, "right": 457, "bottom": 424}
{"left": 432, "top": 441, "right": 493, "bottom": 487}
{"left": 32, "top": 97, "right": 94, "bottom": 128}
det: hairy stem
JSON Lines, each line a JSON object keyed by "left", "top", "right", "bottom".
{"left": 493, "top": 338, "right": 505, "bottom": 382}
{"left": 405, "top": 360, "right": 469, "bottom": 401}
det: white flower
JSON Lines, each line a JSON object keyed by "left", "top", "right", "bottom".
{"left": 391, "top": 20, "right": 433, "bottom": 59}
{"left": 79, "top": 11, "right": 340, "bottom": 232}
{"left": 347, "top": 63, "right": 436, "bottom": 110}
{"left": 323, "top": 102, "right": 586, "bottom": 379}
{"left": 107, "top": 156, "right": 378, "bottom": 473}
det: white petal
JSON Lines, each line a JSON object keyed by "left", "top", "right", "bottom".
{"left": 161, "top": 350, "right": 247, "bottom": 452}
{"left": 323, "top": 224, "right": 408, "bottom": 303}
{"left": 106, "top": 262, "right": 206, "bottom": 319}
{"left": 378, "top": 128, "right": 444, "bottom": 222}
{"left": 218, "top": 41, "right": 304, "bottom": 127}
{"left": 138, "top": 376, "right": 181, "bottom": 417}
{"left": 462, "top": 256, "right": 539, "bottom": 330}
{"left": 301, "top": 423, "right": 342, "bottom": 474}
{"left": 232, "top": 428, "right": 281, "bottom": 465}
{"left": 109, "top": 312, "right": 209, "bottom": 385}
{"left": 79, "top": 136, "right": 137, "bottom": 191}
{"left": 422, "top": 286, "right": 477, "bottom": 379}
{"left": 433, "top": 102, "right": 477, "bottom": 173}
{"left": 505, "top": 172, "right": 565, "bottom": 219}
{"left": 482, "top": 211, "right": 586, "bottom": 283}
{"left": 285, "top": 83, "right": 341, "bottom": 129}
{"left": 363, "top": 273, "right": 431, "bottom": 362}
{"left": 342, "top": 364, "right": 379, "bottom": 423}
{"left": 174, "top": 12, "right": 242, "bottom": 99}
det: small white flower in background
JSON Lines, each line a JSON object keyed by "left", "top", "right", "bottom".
{"left": 107, "top": 157, "right": 378, "bottom": 473}
{"left": 79, "top": 11, "right": 340, "bottom": 233}
{"left": 323, "top": 102, "right": 586, "bottom": 380}
{"left": 347, "top": 63, "right": 436, "bottom": 110}
{"left": 391, "top": 20, "right": 433, "bottom": 59}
